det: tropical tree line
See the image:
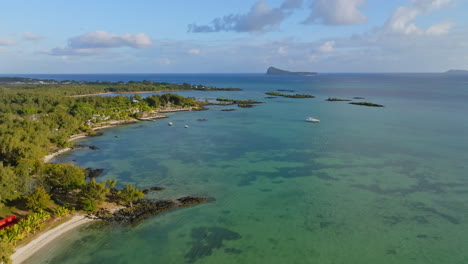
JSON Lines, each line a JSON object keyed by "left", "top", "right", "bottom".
{"left": 0, "top": 82, "right": 191, "bottom": 263}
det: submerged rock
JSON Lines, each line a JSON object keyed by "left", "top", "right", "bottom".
{"left": 185, "top": 226, "right": 241, "bottom": 263}
{"left": 176, "top": 196, "right": 214, "bottom": 207}
{"left": 85, "top": 168, "right": 104, "bottom": 178}
{"left": 141, "top": 186, "right": 165, "bottom": 194}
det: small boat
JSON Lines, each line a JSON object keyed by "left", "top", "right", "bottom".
{"left": 184, "top": 125, "right": 189, "bottom": 128}
{"left": 168, "top": 122, "right": 173, "bottom": 126}
{"left": 305, "top": 117, "right": 320, "bottom": 123}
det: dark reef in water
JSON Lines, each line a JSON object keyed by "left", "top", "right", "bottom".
{"left": 326, "top": 97, "right": 351, "bottom": 102}
{"left": 185, "top": 227, "right": 242, "bottom": 263}
{"left": 141, "top": 186, "right": 164, "bottom": 194}
{"left": 85, "top": 168, "right": 104, "bottom": 178}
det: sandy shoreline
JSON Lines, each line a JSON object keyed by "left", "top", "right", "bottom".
{"left": 11, "top": 215, "right": 94, "bottom": 264}
{"left": 30, "top": 108, "right": 190, "bottom": 263}
{"left": 42, "top": 108, "right": 191, "bottom": 163}
{"left": 43, "top": 119, "right": 141, "bottom": 163}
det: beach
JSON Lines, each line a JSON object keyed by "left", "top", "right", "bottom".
{"left": 43, "top": 119, "right": 141, "bottom": 163}
{"left": 11, "top": 215, "right": 94, "bottom": 264}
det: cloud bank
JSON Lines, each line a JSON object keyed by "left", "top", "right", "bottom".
{"left": 23, "top": 32, "right": 44, "bottom": 41}
{"left": 188, "top": 0, "right": 302, "bottom": 33}
{"left": 303, "top": 0, "right": 366, "bottom": 25}
{"left": 384, "top": 0, "right": 453, "bottom": 35}
{"left": 45, "top": 31, "right": 152, "bottom": 56}
{"left": 68, "top": 31, "right": 152, "bottom": 49}
{"left": 0, "top": 37, "right": 16, "bottom": 46}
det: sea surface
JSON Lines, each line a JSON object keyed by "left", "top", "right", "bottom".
{"left": 11, "top": 73, "right": 468, "bottom": 264}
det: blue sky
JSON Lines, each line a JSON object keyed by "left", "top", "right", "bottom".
{"left": 1, "top": 0, "right": 467, "bottom": 73}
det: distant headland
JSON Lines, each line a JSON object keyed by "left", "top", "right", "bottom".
{"left": 266, "top": 66, "right": 317, "bottom": 76}
{"left": 444, "top": 69, "right": 468, "bottom": 74}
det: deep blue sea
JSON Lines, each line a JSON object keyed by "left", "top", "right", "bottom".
{"left": 8, "top": 73, "right": 468, "bottom": 263}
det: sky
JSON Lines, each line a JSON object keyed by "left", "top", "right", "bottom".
{"left": 0, "top": 0, "right": 467, "bottom": 73}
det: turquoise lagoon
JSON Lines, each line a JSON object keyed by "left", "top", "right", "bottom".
{"left": 21, "top": 73, "right": 468, "bottom": 263}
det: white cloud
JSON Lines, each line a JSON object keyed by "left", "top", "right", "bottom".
{"left": 23, "top": 32, "right": 44, "bottom": 41}
{"left": 188, "top": 0, "right": 301, "bottom": 33}
{"left": 45, "top": 31, "right": 152, "bottom": 57}
{"left": 426, "top": 22, "right": 453, "bottom": 35}
{"left": 0, "top": 36, "right": 16, "bottom": 46}
{"left": 187, "top": 49, "right": 201, "bottom": 55}
{"left": 317, "top": 41, "right": 335, "bottom": 53}
{"left": 385, "top": 0, "right": 453, "bottom": 36}
{"left": 277, "top": 46, "right": 287, "bottom": 55}
{"left": 69, "top": 31, "right": 152, "bottom": 49}
{"left": 303, "top": 0, "right": 366, "bottom": 25}
{"left": 44, "top": 46, "right": 103, "bottom": 56}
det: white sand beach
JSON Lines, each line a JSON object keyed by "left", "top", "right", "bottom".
{"left": 11, "top": 215, "right": 94, "bottom": 264}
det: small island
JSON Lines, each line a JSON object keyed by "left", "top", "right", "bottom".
{"left": 444, "top": 69, "right": 468, "bottom": 74}
{"left": 265, "top": 92, "right": 315, "bottom": 98}
{"left": 266, "top": 67, "right": 317, "bottom": 76}
{"left": 349, "top": 102, "right": 384, "bottom": 107}
{"left": 215, "top": 98, "right": 263, "bottom": 108}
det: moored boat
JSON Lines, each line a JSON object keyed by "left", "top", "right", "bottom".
{"left": 306, "top": 117, "right": 320, "bottom": 123}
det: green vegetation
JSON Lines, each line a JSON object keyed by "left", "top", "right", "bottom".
{"left": 265, "top": 92, "right": 315, "bottom": 98}
{"left": 25, "top": 187, "right": 51, "bottom": 211}
{"left": 0, "top": 241, "right": 14, "bottom": 264}
{"left": 121, "top": 184, "right": 145, "bottom": 207}
{"left": 0, "top": 79, "right": 210, "bottom": 261}
{"left": 54, "top": 206, "right": 70, "bottom": 217}
{"left": 215, "top": 98, "right": 262, "bottom": 108}
{"left": 349, "top": 102, "right": 384, "bottom": 107}
{"left": 0, "top": 210, "right": 50, "bottom": 245}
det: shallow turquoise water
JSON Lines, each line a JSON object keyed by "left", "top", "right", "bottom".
{"left": 25, "top": 74, "right": 468, "bottom": 264}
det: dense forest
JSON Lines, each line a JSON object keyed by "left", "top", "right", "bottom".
{"left": 0, "top": 80, "right": 206, "bottom": 262}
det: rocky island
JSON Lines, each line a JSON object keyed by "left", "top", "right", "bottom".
{"left": 444, "top": 69, "right": 468, "bottom": 74}
{"left": 266, "top": 67, "right": 317, "bottom": 76}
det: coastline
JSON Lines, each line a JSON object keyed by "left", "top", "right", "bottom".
{"left": 69, "top": 90, "right": 184, "bottom": 97}
{"left": 43, "top": 119, "right": 144, "bottom": 163}
{"left": 43, "top": 107, "right": 193, "bottom": 163}
{"left": 11, "top": 214, "right": 94, "bottom": 264}
{"left": 24, "top": 106, "right": 194, "bottom": 263}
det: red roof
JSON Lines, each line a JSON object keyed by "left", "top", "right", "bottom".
{"left": 0, "top": 215, "right": 17, "bottom": 229}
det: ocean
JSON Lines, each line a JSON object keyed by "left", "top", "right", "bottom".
{"left": 11, "top": 73, "right": 468, "bottom": 263}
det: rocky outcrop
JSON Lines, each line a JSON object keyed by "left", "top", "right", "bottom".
{"left": 266, "top": 66, "right": 317, "bottom": 76}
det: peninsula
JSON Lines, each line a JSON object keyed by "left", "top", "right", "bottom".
{"left": 266, "top": 66, "right": 317, "bottom": 76}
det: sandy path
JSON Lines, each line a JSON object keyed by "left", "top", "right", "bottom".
{"left": 11, "top": 215, "right": 94, "bottom": 264}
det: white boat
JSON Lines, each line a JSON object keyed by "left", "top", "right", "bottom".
{"left": 168, "top": 122, "right": 173, "bottom": 126}
{"left": 184, "top": 125, "right": 189, "bottom": 128}
{"left": 305, "top": 117, "right": 320, "bottom": 123}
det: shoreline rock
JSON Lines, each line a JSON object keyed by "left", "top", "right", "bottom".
{"left": 96, "top": 196, "right": 214, "bottom": 225}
